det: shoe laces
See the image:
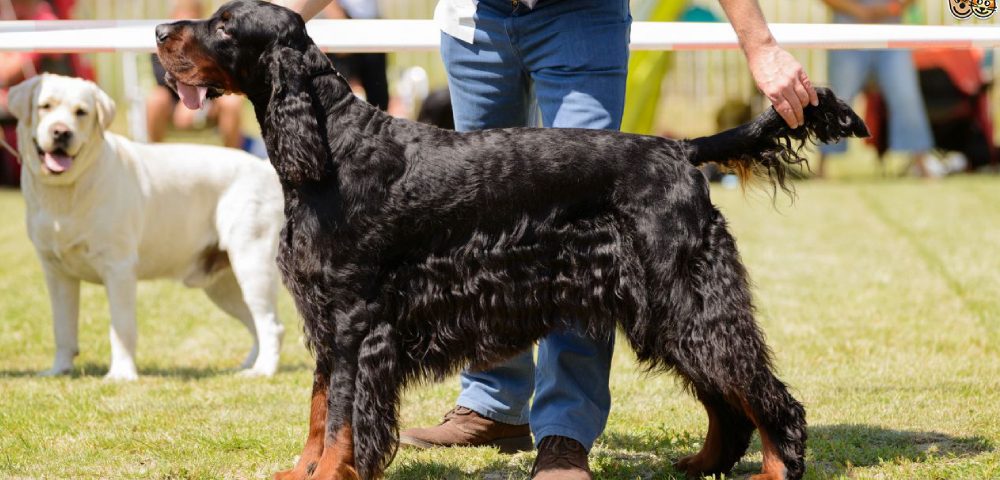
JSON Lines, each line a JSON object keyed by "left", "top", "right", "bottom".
{"left": 440, "top": 406, "right": 472, "bottom": 424}
{"left": 539, "top": 436, "right": 586, "bottom": 458}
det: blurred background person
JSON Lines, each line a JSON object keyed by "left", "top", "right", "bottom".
{"left": 146, "top": 0, "right": 253, "bottom": 151}
{"left": 317, "top": 0, "right": 390, "bottom": 111}
{"left": 0, "top": 0, "right": 93, "bottom": 187}
{"left": 817, "top": 0, "right": 938, "bottom": 178}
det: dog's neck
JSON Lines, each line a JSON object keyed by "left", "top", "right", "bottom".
{"left": 249, "top": 44, "right": 396, "bottom": 189}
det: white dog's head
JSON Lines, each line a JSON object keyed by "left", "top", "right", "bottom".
{"left": 8, "top": 74, "right": 115, "bottom": 177}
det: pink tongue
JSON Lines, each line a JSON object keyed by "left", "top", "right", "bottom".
{"left": 43, "top": 151, "right": 72, "bottom": 173}
{"left": 177, "top": 81, "right": 208, "bottom": 110}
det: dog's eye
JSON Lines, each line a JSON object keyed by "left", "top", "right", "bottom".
{"left": 39, "top": 103, "right": 51, "bottom": 111}
{"left": 75, "top": 108, "right": 87, "bottom": 117}
{"left": 217, "top": 24, "right": 229, "bottom": 38}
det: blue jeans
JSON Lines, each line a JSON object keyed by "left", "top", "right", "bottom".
{"left": 820, "top": 49, "right": 933, "bottom": 154}
{"left": 440, "top": 0, "right": 630, "bottom": 450}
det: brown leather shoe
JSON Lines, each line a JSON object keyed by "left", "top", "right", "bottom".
{"left": 399, "top": 406, "right": 533, "bottom": 453}
{"left": 531, "top": 436, "right": 592, "bottom": 480}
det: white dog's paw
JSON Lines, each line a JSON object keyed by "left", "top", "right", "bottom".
{"left": 238, "top": 365, "right": 277, "bottom": 378}
{"left": 38, "top": 364, "right": 73, "bottom": 377}
{"left": 238, "top": 347, "right": 259, "bottom": 370}
{"left": 104, "top": 367, "right": 139, "bottom": 381}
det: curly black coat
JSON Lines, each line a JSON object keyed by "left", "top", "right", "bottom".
{"left": 155, "top": 2, "right": 868, "bottom": 479}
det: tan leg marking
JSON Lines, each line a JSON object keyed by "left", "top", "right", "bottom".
{"left": 273, "top": 380, "right": 328, "bottom": 480}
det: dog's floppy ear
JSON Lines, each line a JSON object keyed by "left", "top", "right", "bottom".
{"left": 259, "top": 46, "right": 331, "bottom": 184}
{"left": 89, "top": 80, "right": 117, "bottom": 130}
{"left": 6, "top": 75, "right": 42, "bottom": 121}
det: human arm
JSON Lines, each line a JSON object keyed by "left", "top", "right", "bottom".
{"left": 0, "top": 52, "right": 35, "bottom": 88}
{"left": 274, "top": 0, "right": 334, "bottom": 21}
{"left": 717, "top": 0, "right": 818, "bottom": 128}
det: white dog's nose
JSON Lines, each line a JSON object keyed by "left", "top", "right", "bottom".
{"left": 51, "top": 123, "right": 73, "bottom": 145}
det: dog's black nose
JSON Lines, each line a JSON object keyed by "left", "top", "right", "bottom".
{"left": 51, "top": 124, "right": 72, "bottom": 143}
{"left": 155, "top": 24, "right": 171, "bottom": 44}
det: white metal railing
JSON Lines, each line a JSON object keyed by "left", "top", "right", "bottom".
{"left": 1, "top": 20, "right": 997, "bottom": 52}
{"left": 3, "top": 0, "right": 996, "bottom": 137}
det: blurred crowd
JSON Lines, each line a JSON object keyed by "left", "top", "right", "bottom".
{"left": 1, "top": 0, "right": 997, "bottom": 188}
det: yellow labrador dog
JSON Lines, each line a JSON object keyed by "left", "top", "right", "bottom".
{"left": 8, "top": 74, "right": 285, "bottom": 380}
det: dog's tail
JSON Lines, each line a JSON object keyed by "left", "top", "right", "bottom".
{"left": 685, "top": 87, "right": 869, "bottom": 195}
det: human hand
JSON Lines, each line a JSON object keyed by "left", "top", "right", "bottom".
{"left": 746, "top": 44, "right": 818, "bottom": 128}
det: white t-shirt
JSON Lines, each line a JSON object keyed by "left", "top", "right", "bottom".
{"left": 434, "top": 0, "right": 538, "bottom": 43}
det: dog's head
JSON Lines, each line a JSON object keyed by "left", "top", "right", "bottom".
{"left": 155, "top": 0, "right": 317, "bottom": 108}
{"left": 156, "top": 0, "right": 345, "bottom": 185}
{"left": 7, "top": 74, "right": 115, "bottom": 177}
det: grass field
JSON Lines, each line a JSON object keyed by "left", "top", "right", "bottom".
{"left": 2, "top": 156, "right": 999, "bottom": 479}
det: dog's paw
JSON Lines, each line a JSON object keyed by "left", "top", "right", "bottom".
{"left": 272, "top": 467, "right": 307, "bottom": 480}
{"left": 104, "top": 367, "right": 139, "bottom": 381}
{"left": 38, "top": 365, "right": 73, "bottom": 377}
{"left": 238, "top": 366, "right": 276, "bottom": 378}
{"left": 238, "top": 356, "right": 258, "bottom": 371}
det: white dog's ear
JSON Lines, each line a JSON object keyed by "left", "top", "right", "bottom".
{"left": 91, "top": 82, "right": 116, "bottom": 130}
{"left": 6, "top": 76, "right": 42, "bottom": 121}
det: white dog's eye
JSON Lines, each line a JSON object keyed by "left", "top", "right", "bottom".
{"left": 75, "top": 108, "right": 87, "bottom": 117}
{"left": 39, "top": 103, "right": 51, "bottom": 111}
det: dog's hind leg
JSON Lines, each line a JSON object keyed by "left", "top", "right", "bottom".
{"left": 625, "top": 204, "right": 806, "bottom": 480}
{"left": 227, "top": 239, "right": 285, "bottom": 377}
{"left": 203, "top": 269, "right": 259, "bottom": 370}
{"left": 673, "top": 357, "right": 805, "bottom": 480}
{"left": 273, "top": 366, "right": 330, "bottom": 480}
{"left": 674, "top": 391, "right": 754, "bottom": 478}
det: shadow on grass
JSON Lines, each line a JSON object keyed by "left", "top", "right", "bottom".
{"left": 0, "top": 361, "right": 313, "bottom": 380}
{"left": 388, "top": 461, "right": 518, "bottom": 480}
{"left": 806, "top": 423, "right": 993, "bottom": 477}
{"left": 387, "top": 424, "right": 993, "bottom": 480}
{"left": 597, "top": 423, "right": 992, "bottom": 479}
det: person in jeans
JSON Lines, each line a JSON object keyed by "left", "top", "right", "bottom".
{"left": 817, "top": 0, "right": 935, "bottom": 177}
{"left": 281, "top": 0, "right": 816, "bottom": 478}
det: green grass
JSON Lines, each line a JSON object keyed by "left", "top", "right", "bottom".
{"left": 2, "top": 153, "right": 999, "bottom": 479}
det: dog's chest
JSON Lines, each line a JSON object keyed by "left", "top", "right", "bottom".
{"left": 27, "top": 208, "right": 109, "bottom": 282}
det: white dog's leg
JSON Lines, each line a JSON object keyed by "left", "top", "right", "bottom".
{"left": 39, "top": 264, "right": 80, "bottom": 377}
{"left": 104, "top": 267, "right": 139, "bottom": 381}
{"left": 204, "top": 269, "right": 259, "bottom": 370}
{"left": 229, "top": 243, "right": 284, "bottom": 378}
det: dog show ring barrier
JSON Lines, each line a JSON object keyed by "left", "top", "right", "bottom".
{"left": 1, "top": 20, "right": 999, "bottom": 53}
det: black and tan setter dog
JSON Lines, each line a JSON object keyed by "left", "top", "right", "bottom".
{"left": 155, "top": 2, "right": 867, "bottom": 479}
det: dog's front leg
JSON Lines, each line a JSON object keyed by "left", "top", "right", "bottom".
{"left": 273, "top": 366, "right": 329, "bottom": 480}
{"left": 310, "top": 357, "right": 360, "bottom": 480}
{"left": 103, "top": 265, "right": 139, "bottom": 381}
{"left": 38, "top": 263, "right": 80, "bottom": 376}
